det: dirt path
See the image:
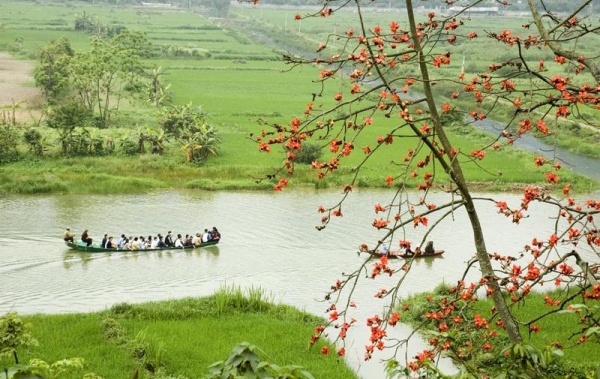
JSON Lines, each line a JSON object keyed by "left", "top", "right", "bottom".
{"left": 0, "top": 52, "right": 42, "bottom": 120}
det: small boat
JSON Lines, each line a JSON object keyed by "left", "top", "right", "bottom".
{"left": 65, "top": 238, "right": 219, "bottom": 252}
{"left": 374, "top": 249, "right": 445, "bottom": 259}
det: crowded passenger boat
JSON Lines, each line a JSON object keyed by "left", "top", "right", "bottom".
{"left": 63, "top": 227, "right": 220, "bottom": 252}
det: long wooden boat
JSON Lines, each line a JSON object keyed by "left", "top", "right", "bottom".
{"left": 374, "top": 249, "right": 445, "bottom": 259}
{"left": 65, "top": 238, "right": 219, "bottom": 252}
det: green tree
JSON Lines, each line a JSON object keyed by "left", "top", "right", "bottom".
{"left": 33, "top": 38, "right": 74, "bottom": 103}
{"left": 45, "top": 100, "right": 92, "bottom": 155}
{"left": 69, "top": 30, "right": 150, "bottom": 128}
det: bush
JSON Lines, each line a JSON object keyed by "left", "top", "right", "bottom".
{"left": 0, "top": 124, "right": 20, "bottom": 164}
{"left": 293, "top": 142, "right": 322, "bottom": 165}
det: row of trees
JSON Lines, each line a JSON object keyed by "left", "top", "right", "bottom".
{"left": 245, "top": 0, "right": 600, "bottom": 377}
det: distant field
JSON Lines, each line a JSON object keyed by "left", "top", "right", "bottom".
{"left": 0, "top": 1, "right": 597, "bottom": 194}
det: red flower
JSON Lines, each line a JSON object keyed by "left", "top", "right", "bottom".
{"left": 545, "top": 172, "right": 559, "bottom": 184}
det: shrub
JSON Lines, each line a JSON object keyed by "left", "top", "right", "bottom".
{"left": 292, "top": 142, "right": 322, "bottom": 165}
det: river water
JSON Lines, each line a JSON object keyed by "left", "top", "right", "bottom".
{"left": 1, "top": 189, "right": 598, "bottom": 378}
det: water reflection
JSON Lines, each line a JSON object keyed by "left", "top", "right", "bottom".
{"left": 61, "top": 245, "right": 222, "bottom": 272}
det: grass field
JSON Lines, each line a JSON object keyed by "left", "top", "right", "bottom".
{"left": 0, "top": 1, "right": 598, "bottom": 195}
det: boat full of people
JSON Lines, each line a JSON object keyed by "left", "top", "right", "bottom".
{"left": 63, "top": 227, "right": 220, "bottom": 253}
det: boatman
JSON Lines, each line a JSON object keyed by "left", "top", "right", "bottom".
{"left": 62, "top": 227, "right": 74, "bottom": 243}
{"left": 81, "top": 229, "right": 93, "bottom": 246}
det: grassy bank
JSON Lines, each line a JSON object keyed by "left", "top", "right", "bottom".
{"left": 1, "top": 286, "right": 358, "bottom": 379}
{"left": 1, "top": 145, "right": 597, "bottom": 194}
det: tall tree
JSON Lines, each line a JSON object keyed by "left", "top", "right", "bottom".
{"left": 247, "top": 0, "right": 600, "bottom": 376}
{"left": 34, "top": 38, "right": 74, "bottom": 103}
{"left": 69, "top": 29, "right": 150, "bottom": 127}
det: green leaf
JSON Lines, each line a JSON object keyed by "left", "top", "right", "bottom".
{"left": 584, "top": 326, "right": 599, "bottom": 336}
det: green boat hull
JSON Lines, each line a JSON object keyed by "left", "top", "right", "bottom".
{"left": 65, "top": 239, "right": 219, "bottom": 252}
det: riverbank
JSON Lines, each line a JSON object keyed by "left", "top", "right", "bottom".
{"left": 0, "top": 288, "right": 359, "bottom": 379}
{"left": 0, "top": 153, "right": 598, "bottom": 195}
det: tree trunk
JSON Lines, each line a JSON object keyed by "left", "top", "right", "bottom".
{"left": 405, "top": 0, "right": 523, "bottom": 344}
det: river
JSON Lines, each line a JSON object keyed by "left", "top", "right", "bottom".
{"left": 1, "top": 189, "right": 598, "bottom": 378}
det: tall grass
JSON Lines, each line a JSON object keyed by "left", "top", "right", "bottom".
{"left": 213, "top": 283, "right": 276, "bottom": 315}
{"left": 134, "top": 328, "right": 168, "bottom": 373}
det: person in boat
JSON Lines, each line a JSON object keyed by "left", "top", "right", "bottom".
{"left": 424, "top": 241, "right": 435, "bottom": 255}
{"left": 211, "top": 227, "right": 221, "bottom": 240}
{"left": 174, "top": 234, "right": 185, "bottom": 248}
{"left": 139, "top": 236, "right": 146, "bottom": 250}
{"left": 101, "top": 233, "right": 108, "bottom": 249}
{"left": 105, "top": 236, "right": 117, "bottom": 249}
{"left": 63, "top": 228, "right": 74, "bottom": 243}
{"left": 156, "top": 236, "right": 166, "bottom": 249}
{"left": 81, "top": 229, "right": 92, "bottom": 246}
{"left": 131, "top": 237, "right": 140, "bottom": 251}
{"left": 414, "top": 246, "right": 422, "bottom": 255}
{"left": 122, "top": 238, "right": 131, "bottom": 250}
{"left": 117, "top": 234, "right": 126, "bottom": 249}
{"left": 164, "top": 231, "right": 175, "bottom": 247}
{"left": 378, "top": 243, "right": 389, "bottom": 255}
{"left": 192, "top": 233, "right": 201, "bottom": 246}
{"left": 404, "top": 245, "right": 414, "bottom": 256}
{"left": 150, "top": 236, "right": 158, "bottom": 249}
{"left": 184, "top": 234, "right": 193, "bottom": 247}
{"left": 201, "top": 229, "right": 211, "bottom": 243}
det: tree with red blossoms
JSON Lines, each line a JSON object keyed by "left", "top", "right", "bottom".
{"left": 242, "top": 0, "right": 599, "bottom": 377}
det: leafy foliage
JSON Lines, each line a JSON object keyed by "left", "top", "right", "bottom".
{"left": 33, "top": 37, "right": 73, "bottom": 102}
{"left": 22, "top": 128, "right": 46, "bottom": 157}
{"left": 291, "top": 142, "right": 322, "bottom": 165}
{"left": 45, "top": 100, "right": 92, "bottom": 155}
{"left": 0, "top": 123, "right": 20, "bottom": 164}
{"left": 0, "top": 312, "right": 38, "bottom": 364}
{"left": 205, "top": 342, "right": 315, "bottom": 379}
